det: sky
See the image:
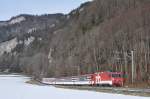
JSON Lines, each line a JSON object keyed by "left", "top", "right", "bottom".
{"left": 0, "top": 0, "right": 92, "bottom": 21}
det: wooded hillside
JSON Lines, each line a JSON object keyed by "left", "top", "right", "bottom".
{"left": 0, "top": 0, "right": 150, "bottom": 84}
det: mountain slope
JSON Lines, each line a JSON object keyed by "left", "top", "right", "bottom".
{"left": 0, "top": 0, "right": 150, "bottom": 84}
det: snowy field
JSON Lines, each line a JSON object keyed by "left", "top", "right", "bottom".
{"left": 0, "top": 74, "right": 149, "bottom": 99}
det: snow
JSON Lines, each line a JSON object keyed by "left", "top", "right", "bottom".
{"left": 66, "top": 15, "right": 70, "bottom": 19}
{"left": 79, "top": 7, "right": 84, "bottom": 12}
{"left": 27, "top": 28, "right": 37, "bottom": 33}
{"left": 48, "top": 48, "right": 53, "bottom": 63}
{"left": 24, "top": 36, "right": 35, "bottom": 46}
{"left": 0, "top": 74, "right": 149, "bottom": 99}
{"left": 50, "top": 24, "right": 56, "bottom": 28}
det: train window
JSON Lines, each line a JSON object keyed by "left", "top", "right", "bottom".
{"left": 80, "top": 76, "right": 86, "bottom": 81}
{"left": 111, "top": 74, "right": 122, "bottom": 78}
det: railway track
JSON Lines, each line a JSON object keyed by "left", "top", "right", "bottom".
{"left": 54, "top": 85, "right": 150, "bottom": 97}
{"left": 95, "top": 87, "right": 150, "bottom": 93}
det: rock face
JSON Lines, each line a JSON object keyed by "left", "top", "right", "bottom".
{"left": 0, "top": 13, "right": 67, "bottom": 73}
{"left": 9, "top": 16, "right": 26, "bottom": 25}
{"left": 0, "top": 14, "right": 66, "bottom": 43}
{"left": 0, "top": 0, "right": 150, "bottom": 83}
{"left": 0, "top": 38, "right": 17, "bottom": 55}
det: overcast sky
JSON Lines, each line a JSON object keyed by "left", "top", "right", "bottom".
{"left": 0, "top": 0, "right": 92, "bottom": 21}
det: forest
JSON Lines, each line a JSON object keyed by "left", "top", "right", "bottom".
{"left": 0, "top": 0, "right": 150, "bottom": 85}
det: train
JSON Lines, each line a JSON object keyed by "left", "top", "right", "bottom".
{"left": 42, "top": 71, "right": 126, "bottom": 87}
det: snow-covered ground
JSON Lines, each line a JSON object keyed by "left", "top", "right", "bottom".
{"left": 0, "top": 75, "right": 149, "bottom": 99}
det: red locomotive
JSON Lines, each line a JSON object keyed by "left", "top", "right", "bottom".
{"left": 42, "top": 71, "right": 126, "bottom": 87}
{"left": 91, "top": 72, "right": 125, "bottom": 86}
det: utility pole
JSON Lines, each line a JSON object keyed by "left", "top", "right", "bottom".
{"left": 124, "top": 52, "right": 128, "bottom": 72}
{"left": 78, "top": 65, "right": 80, "bottom": 76}
{"left": 131, "top": 51, "right": 134, "bottom": 83}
